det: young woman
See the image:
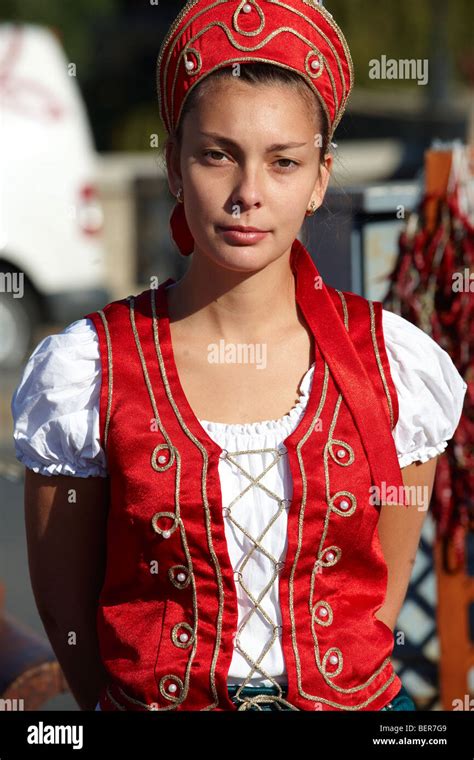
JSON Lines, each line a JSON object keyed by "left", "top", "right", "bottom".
{"left": 12, "top": 0, "right": 467, "bottom": 712}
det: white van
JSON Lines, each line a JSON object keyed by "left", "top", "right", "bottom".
{"left": 0, "top": 22, "right": 109, "bottom": 369}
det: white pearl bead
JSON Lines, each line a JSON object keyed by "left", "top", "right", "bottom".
{"left": 179, "top": 632, "right": 189, "bottom": 642}
{"left": 162, "top": 529, "right": 171, "bottom": 538}
{"left": 158, "top": 454, "right": 167, "bottom": 464}
{"left": 185, "top": 59, "right": 195, "bottom": 71}
{"left": 337, "top": 449, "right": 346, "bottom": 458}
{"left": 311, "top": 59, "right": 320, "bottom": 70}
{"left": 339, "top": 499, "right": 350, "bottom": 510}
{"left": 329, "top": 654, "right": 338, "bottom": 665}
{"left": 326, "top": 552, "right": 335, "bottom": 562}
{"left": 243, "top": 2, "right": 252, "bottom": 11}
{"left": 168, "top": 683, "right": 178, "bottom": 693}
{"left": 319, "top": 607, "right": 328, "bottom": 617}
{"left": 177, "top": 572, "right": 186, "bottom": 582}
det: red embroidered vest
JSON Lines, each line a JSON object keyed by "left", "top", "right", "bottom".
{"left": 84, "top": 238, "right": 406, "bottom": 711}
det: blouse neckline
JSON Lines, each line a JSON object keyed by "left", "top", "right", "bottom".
{"left": 199, "top": 362, "right": 316, "bottom": 435}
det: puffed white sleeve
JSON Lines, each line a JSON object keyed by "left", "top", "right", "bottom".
{"left": 382, "top": 309, "right": 468, "bottom": 468}
{"left": 10, "top": 318, "right": 107, "bottom": 478}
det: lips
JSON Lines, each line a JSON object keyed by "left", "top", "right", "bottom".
{"left": 218, "top": 225, "right": 269, "bottom": 233}
{"left": 216, "top": 225, "right": 270, "bottom": 245}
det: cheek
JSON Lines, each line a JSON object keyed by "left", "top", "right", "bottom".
{"left": 187, "top": 164, "right": 221, "bottom": 198}
{"left": 272, "top": 182, "right": 307, "bottom": 215}
{"left": 182, "top": 176, "right": 217, "bottom": 228}
{"left": 186, "top": 170, "right": 228, "bottom": 221}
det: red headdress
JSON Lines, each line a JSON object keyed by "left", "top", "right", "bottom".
{"left": 156, "top": 0, "right": 354, "bottom": 255}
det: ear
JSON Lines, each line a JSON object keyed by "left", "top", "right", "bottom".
{"left": 165, "top": 137, "right": 183, "bottom": 197}
{"left": 311, "top": 152, "right": 333, "bottom": 209}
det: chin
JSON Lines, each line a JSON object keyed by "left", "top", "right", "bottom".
{"left": 209, "top": 243, "right": 274, "bottom": 272}
{"left": 192, "top": 230, "right": 270, "bottom": 269}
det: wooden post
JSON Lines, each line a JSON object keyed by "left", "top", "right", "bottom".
{"left": 434, "top": 540, "right": 474, "bottom": 710}
{"left": 424, "top": 148, "right": 453, "bottom": 235}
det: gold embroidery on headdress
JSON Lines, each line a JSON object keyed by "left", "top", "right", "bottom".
{"left": 233, "top": 0, "right": 266, "bottom": 35}
{"left": 157, "top": 0, "right": 354, "bottom": 139}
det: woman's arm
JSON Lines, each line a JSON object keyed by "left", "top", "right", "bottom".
{"left": 24, "top": 469, "right": 110, "bottom": 710}
{"left": 374, "top": 456, "right": 439, "bottom": 632}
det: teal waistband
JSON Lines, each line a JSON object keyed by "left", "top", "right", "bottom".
{"left": 228, "top": 684, "right": 286, "bottom": 696}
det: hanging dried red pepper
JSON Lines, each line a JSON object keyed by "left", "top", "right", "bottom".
{"left": 383, "top": 147, "right": 473, "bottom": 572}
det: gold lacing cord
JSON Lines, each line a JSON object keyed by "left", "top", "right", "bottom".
{"left": 234, "top": 693, "right": 299, "bottom": 711}
{"left": 219, "top": 442, "right": 292, "bottom": 693}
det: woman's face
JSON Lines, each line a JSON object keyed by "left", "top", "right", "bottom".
{"left": 167, "top": 76, "right": 332, "bottom": 272}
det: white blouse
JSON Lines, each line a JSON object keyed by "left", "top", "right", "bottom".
{"left": 11, "top": 310, "right": 467, "bottom": 699}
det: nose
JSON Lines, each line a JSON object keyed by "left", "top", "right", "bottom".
{"left": 230, "top": 165, "right": 264, "bottom": 214}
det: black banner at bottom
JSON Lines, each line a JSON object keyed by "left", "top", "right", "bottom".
{"left": 0, "top": 709, "right": 472, "bottom": 757}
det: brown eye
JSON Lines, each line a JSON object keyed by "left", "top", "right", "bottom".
{"left": 275, "top": 158, "right": 298, "bottom": 170}
{"left": 203, "top": 150, "right": 228, "bottom": 163}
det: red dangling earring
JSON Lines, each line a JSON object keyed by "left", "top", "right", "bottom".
{"left": 169, "top": 188, "right": 194, "bottom": 256}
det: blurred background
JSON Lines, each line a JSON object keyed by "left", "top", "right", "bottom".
{"left": 0, "top": 0, "right": 473, "bottom": 711}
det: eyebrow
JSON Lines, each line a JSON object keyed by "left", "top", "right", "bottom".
{"left": 198, "top": 131, "right": 308, "bottom": 152}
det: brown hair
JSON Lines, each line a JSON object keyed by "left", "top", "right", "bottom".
{"left": 163, "top": 62, "right": 331, "bottom": 176}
